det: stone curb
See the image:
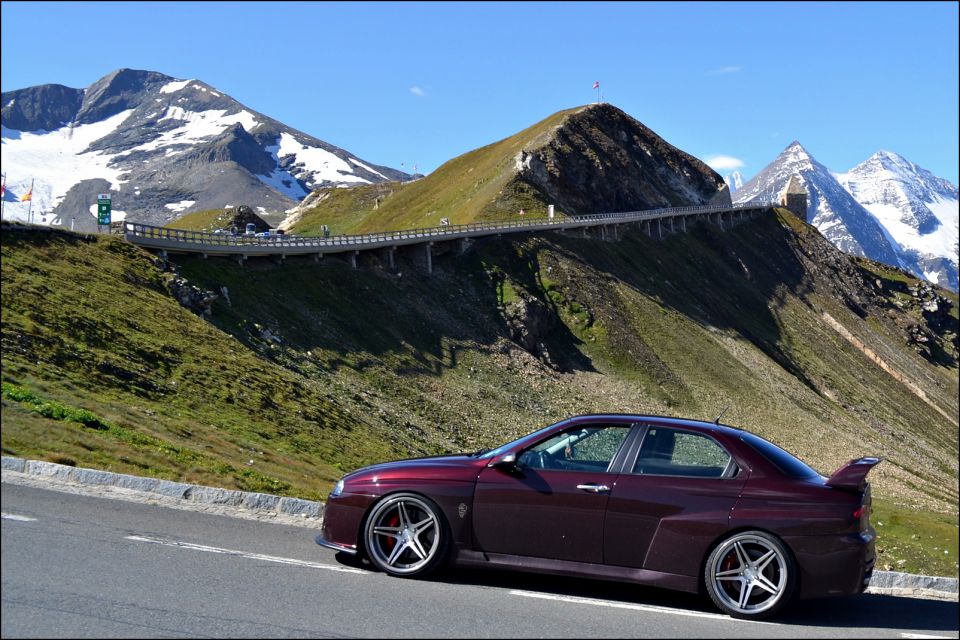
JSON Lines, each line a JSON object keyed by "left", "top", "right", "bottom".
{"left": 3, "top": 456, "right": 957, "bottom": 601}
{"left": 2, "top": 455, "right": 323, "bottom": 522}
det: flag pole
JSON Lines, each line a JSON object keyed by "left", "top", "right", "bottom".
{"left": 27, "top": 179, "right": 34, "bottom": 223}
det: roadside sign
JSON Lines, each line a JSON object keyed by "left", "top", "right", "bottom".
{"left": 97, "top": 193, "right": 112, "bottom": 225}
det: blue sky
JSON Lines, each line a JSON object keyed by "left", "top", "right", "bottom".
{"left": 2, "top": 1, "right": 958, "bottom": 183}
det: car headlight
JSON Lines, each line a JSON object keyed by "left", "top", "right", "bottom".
{"left": 330, "top": 479, "right": 345, "bottom": 498}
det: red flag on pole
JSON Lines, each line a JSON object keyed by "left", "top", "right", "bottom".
{"left": 593, "top": 81, "right": 600, "bottom": 89}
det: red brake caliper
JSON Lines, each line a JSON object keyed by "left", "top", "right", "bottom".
{"left": 721, "top": 553, "right": 737, "bottom": 596}
{"left": 383, "top": 512, "right": 400, "bottom": 552}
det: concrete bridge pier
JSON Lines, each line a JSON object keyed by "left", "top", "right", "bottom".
{"left": 235, "top": 254, "right": 247, "bottom": 267}
{"left": 385, "top": 246, "right": 396, "bottom": 270}
{"left": 657, "top": 219, "right": 663, "bottom": 240}
{"left": 645, "top": 221, "right": 652, "bottom": 237}
{"left": 350, "top": 251, "right": 359, "bottom": 269}
{"left": 313, "top": 252, "right": 324, "bottom": 263}
{"left": 458, "top": 238, "right": 473, "bottom": 255}
{"left": 425, "top": 242, "right": 433, "bottom": 274}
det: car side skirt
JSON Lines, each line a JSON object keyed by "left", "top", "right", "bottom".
{"left": 450, "top": 548, "right": 699, "bottom": 594}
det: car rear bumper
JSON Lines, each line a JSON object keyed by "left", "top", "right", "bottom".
{"left": 786, "top": 529, "right": 876, "bottom": 599}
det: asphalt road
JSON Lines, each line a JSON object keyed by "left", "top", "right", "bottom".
{"left": 2, "top": 483, "right": 957, "bottom": 639}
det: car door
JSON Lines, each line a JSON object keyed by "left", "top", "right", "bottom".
{"left": 472, "top": 423, "right": 633, "bottom": 564}
{"left": 603, "top": 425, "right": 747, "bottom": 577}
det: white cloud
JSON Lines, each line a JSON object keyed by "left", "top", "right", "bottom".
{"left": 709, "top": 66, "right": 742, "bottom": 75}
{"left": 704, "top": 155, "right": 745, "bottom": 171}
{"left": 409, "top": 86, "right": 426, "bottom": 97}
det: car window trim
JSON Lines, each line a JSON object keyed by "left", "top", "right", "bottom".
{"left": 625, "top": 423, "right": 738, "bottom": 480}
{"left": 518, "top": 421, "right": 638, "bottom": 474}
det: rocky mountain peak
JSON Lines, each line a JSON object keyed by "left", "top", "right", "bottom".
{"left": 838, "top": 152, "right": 958, "bottom": 290}
{"left": 514, "top": 103, "right": 730, "bottom": 215}
{"left": 1, "top": 83, "right": 84, "bottom": 132}
{"left": 76, "top": 68, "right": 172, "bottom": 125}
{"left": 778, "top": 140, "right": 817, "bottom": 171}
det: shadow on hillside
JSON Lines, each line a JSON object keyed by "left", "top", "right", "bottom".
{"left": 172, "top": 242, "right": 597, "bottom": 382}
{"left": 539, "top": 212, "right": 820, "bottom": 392}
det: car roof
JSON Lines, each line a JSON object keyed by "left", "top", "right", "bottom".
{"left": 568, "top": 413, "right": 745, "bottom": 439}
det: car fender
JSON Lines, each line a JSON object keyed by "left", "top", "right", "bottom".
{"left": 357, "top": 479, "right": 478, "bottom": 551}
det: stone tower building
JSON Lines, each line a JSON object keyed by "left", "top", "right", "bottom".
{"left": 780, "top": 175, "right": 808, "bottom": 220}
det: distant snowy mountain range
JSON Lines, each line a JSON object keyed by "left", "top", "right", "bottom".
{"left": 1, "top": 69, "right": 408, "bottom": 230}
{"left": 734, "top": 142, "right": 958, "bottom": 291}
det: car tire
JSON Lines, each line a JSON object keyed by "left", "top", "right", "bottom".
{"left": 704, "top": 530, "right": 797, "bottom": 620}
{"left": 364, "top": 492, "right": 449, "bottom": 577}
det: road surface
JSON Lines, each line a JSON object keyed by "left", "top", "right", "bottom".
{"left": 2, "top": 483, "right": 957, "bottom": 638}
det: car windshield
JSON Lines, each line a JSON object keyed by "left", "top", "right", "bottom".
{"left": 740, "top": 432, "right": 821, "bottom": 479}
{"left": 475, "top": 422, "right": 568, "bottom": 460}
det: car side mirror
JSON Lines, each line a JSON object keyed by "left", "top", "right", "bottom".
{"left": 488, "top": 453, "right": 517, "bottom": 470}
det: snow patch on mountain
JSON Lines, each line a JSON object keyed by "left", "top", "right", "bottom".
{"left": 129, "top": 107, "right": 260, "bottom": 155}
{"left": 159, "top": 79, "right": 194, "bottom": 94}
{"left": 165, "top": 200, "right": 196, "bottom": 212}
{"left": 257, "top": 132, "right": 374, "bottom": 200}
{"left": 0, "top": 109, "right": 134, "bottom": 221}
{"left": 349, "top": 157, "right": 388, "bottom": 180}
{"left": 277, "top": 132, "right": 370, "bottom": 187}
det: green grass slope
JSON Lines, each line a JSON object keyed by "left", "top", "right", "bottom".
{"left": 165, "top": 208, "right": 236, "bottom": 232}
{"left": 2, "top": 210, "right": 957, "bottom": 576}
{"left": 1, "top": 225, "right": 412, "bottom": 500}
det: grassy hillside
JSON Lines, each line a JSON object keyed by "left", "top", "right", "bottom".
{"left": 165, "top": 208, "right": 236, "bottom": 232}
{"left": 287, "top": 107, "right": 585, "bottom": 235}
{"left": 0, "top": 225, "right": 410, "bottom": 500}
{"left": 1, "top": 212, "right": 957, "bottom": 576}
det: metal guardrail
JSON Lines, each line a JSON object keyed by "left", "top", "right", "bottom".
{"left": 123, "top": 201, "right": 776, "bottom": 256}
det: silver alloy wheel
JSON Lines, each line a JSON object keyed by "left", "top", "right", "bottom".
{"left": 709, "top": 533, "right": 789, "bottom": 616}
{"left": 365, "top": 494, "right": 442, "bottom": 576}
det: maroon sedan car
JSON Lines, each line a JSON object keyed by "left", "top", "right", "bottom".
{"left": 316, "top": 414, "right": 880, "bottom": 619}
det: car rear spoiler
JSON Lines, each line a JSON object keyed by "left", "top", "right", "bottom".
{"left": 825, "top": 457, "right": 882, "bottom": 492}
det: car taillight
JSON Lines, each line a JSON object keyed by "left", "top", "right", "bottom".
{"left": 853, "top": 505, "right": 869, "bottom": 519}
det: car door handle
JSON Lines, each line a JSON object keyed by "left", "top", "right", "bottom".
{"left": 576, "top": 483, "right": 611, "bottom": 493}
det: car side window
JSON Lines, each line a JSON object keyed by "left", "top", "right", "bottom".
{"left": 518, "top": 425, "right": 630, "bottom": 472}
{"left": 633, "top": 427, "right": 732, "bottom": 478}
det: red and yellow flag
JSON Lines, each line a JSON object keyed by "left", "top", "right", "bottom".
{"left": 21, "top": 179, "right": 33, "bottom": 202}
